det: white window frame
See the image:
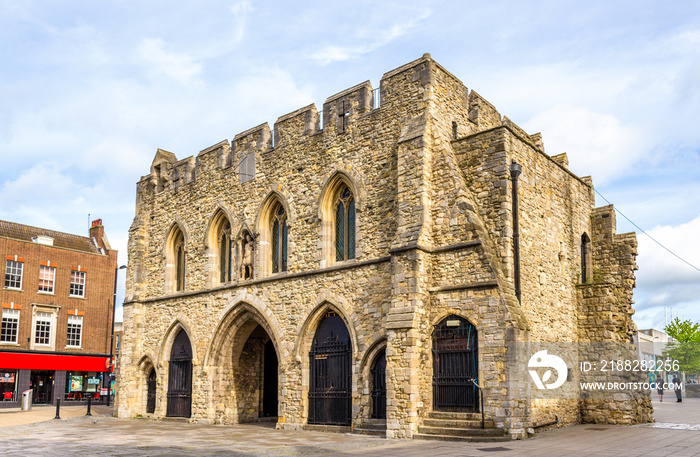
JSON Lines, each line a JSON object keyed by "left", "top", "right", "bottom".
{"left": 34, "top": 311, "right": 52, "bottom": 346}
{"left": 66, "top": 315, "right": 83, "bottom": 348}
{"left": 38, "top": 265, "right": 56, "bottom": 294}
{"left": 69, "top": 270, "right": 86, "bottom": 298}
{"left": 31, "top": 305, "right": 59, "bottom": 350}
{"left": 4, "top": 260, "right": 23, "bottom": 290}
{"left": 1, "top": 309, "right": 20, "bottom": 344}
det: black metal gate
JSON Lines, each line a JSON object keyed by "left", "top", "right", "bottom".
{"left": 308, "top": 312, "right": 351, "bottom": 425}
{"left": 371, "top": 349, "right": 386, "bottom": 419}
{"left": 146, "top": 368, "right": 157, "bottom": 414}
{"left": 432, "top": 316, "right": 478, "bottom": 412}
{"left": 166, "top": 330, "right": 192, "bottom": 417}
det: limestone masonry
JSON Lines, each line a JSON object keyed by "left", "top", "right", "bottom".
{"left": 117, "top": 54, "right": 652, "bottom": 439}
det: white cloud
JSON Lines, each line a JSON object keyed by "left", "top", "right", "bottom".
{"left": 632, "top": 214, "right": 700, "bottom": 328}
{"left": 137, "top": 38, "right": 203, "bottom": 86}
{"left": 308, "top": 8, "right": 432, "bottom": 64}
{"left": 636, "top": 215, "right": 700, "bottom": 287}
{"left": 524, "top": 105, "right": 647, "bottom": 184}
{"left": 228, "top": 1, "right": 253, "bottom": 43}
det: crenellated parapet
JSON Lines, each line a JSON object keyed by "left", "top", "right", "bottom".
{"left": 467, "top": 90, "right": 501, "bottom": 130}
{"left": 198, "top": 140, "right": 232, "bottom": 170}
{"left": 322, "top": 81, "right": 374, "bottom": 134}
{"left": 135, "top": 54, "right": 536, "bottom": 205}
{"left": 274, "top": 104, "right": 320, "bottom": 145}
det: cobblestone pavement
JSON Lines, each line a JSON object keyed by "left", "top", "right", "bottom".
{"left": 1, "top": 397, "right": 700, "bottom": 456}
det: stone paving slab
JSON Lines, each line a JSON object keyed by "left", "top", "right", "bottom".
{"left": 0, "top": 398, "right": 699, "bottom": 456}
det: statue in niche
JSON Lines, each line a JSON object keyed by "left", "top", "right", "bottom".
{"left": 240, "top": 232, "right": 254, "bottom": 280}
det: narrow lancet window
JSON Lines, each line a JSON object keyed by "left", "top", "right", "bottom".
{"left": 175, "top": 232, "right": 185, "bottom": 291}
{"left": 219, "top": 222, "right": 232, "bottom": 283}
{"left": 335, "top": 186, "right": 355, "bottom": 261}
{"left": 272, "top": 204, "right": 288, "bottom": 273}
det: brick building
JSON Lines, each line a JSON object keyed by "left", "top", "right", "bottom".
{"left": 117, "top": 55, "right": 651, "bottom": 439}
{"left": 0, "top": 219, "right": 118, "bottom": 407}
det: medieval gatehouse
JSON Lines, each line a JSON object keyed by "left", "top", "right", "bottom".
{"left": 117, "top": 54, "right": 651, "bottom": 439}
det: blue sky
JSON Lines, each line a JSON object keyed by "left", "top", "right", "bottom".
{"left": 1, "top": 1, "right": 699, "bottom": 328}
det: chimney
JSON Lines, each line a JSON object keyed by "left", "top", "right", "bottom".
{"left": 89, "top": 219, "right": 108, "bottom": 251}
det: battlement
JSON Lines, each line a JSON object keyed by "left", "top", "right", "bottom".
{"left": 136, "top": 54, "right": 545, "bottom": 196}
{"left": 322, "top": 81, "right": 374, "bottom": 134}
{"left": 591, "top": 204, "right": 617, "bottom": 243}
{"left": 274, "top": 104, "right": 319, "bottom": 147}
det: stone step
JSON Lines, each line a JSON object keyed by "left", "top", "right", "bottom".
{"left": 303, "top": 424, "right": 351, "bottom": 433}
{"left": 351, "top": 419, "right": 386, "bottom": 436}
{"left": 418, "top": 425, "right": 505, "bottom": 438}
{"left": 422, "top": 418, "right": 495, "bottom": 428}
{"left": 351, "top": 427, "right": 386, "bottom": 437}
{"left": 426, "top": 411, "right": 483, "bottom": 421}
{"left": 413, "top": 433, "right": 510, "bottom": 443}
{"left": 157, "top": 417, "right": 189, "bottom": 423}
{"left": 354, "top": 422, "right": 387, "bottom": 431}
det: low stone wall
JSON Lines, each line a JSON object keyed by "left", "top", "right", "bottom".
{"left": 686, "top": 384, "right": 700, "bottom": 398}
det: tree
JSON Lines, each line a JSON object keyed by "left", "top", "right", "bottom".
{"left": 663, "top": 317, "right": 700, "bottom": 376}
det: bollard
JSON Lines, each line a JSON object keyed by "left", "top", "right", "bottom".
{"left": 86, "top": 397, "right": 92, "bottom": 416}
{"left": 54, "top": 399, "right": 61, "bottom": 420}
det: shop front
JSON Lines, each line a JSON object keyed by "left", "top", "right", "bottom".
{"left": 0, "top": 350, "right": 111, "bottom": 408}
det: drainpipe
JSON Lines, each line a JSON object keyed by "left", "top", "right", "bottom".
{"left": 510, "top": 162, "right": 522, "bottom": 303}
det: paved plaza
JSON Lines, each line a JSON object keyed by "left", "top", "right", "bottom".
{"left": 1, "top": 397, "right": 700, "bottom": 456}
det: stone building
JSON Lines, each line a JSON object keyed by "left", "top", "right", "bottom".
{"left": 117, "top": 54, "right": 651, "bottom": 439}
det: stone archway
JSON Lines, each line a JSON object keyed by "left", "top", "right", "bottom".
{"left": 166, "top": 329, "right": 193, "bottom": 418}
{"left": 206, "top": 302, "right": 282, "bottom": 424}
{"left": 308, "top": 310, "right": 352, "bottom": 425}
{"left": 370, "top": 349, "right": 386, "bottom": 419}
{"left": 432, "top": 315, "right": 478, "bottom": 412}
{"left": 233, "top": 323, "right": 279, "bottom": 422}
{"left": 146, "top": 368, "right": 157, "bottom": 414}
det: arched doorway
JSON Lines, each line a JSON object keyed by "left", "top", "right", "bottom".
{"left": 370, "top": 349, "right": 386, "bottom": 419}
{"left": 232, "top": 324, "right": 279, "bottom": 422}
{"left": 432, "top": 316, "right": 478, "bottom": 412}
{"left": 146, "top": 368, "right": 157, "bottom": 414}
{"left": 308, "top": 311, "right": 352, "bottom": 425}
{"left": 167, "top": 330, "right": 193, "bottom": 417}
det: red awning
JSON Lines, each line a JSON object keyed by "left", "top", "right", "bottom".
{"left": 0, "top": 352, "right": 111, "bottom": 372}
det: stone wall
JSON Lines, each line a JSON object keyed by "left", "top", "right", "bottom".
{"left": 117, "top": 54, "right": 651, "bottom": 437}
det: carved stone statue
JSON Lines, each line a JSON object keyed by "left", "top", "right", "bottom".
{"left": 240, "top": 232, "right": 254, "bottom": 280}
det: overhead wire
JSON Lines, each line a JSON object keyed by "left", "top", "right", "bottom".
{"left": 594, "top": 189, "right": 700, "bottom": 274}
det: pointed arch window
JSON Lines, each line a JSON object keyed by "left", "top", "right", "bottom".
{"left": 219, "top": 221, "right": 233, "bottom": 283}
{"left": 271, "top": 203, "right": 288, "bottom": 273}
{"left": 165, "top": 225, "right": 186, "bottom": 293}
{"left": 335, "top": 186, "right": 355, "bottom": 261}
{"left": 175, "top": 232, "right": 185, "bottom": 291}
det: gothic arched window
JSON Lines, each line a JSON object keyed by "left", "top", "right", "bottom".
{"left": 335, "top": 186, "right": 355, "bottom": 261}
{"left": 175, "top": 232, "right": 185, "bottom": 291}
{"left": 166, "top": 225, "right": 186, "bottom": 293}
{"left": 271, "top": 203, "right": 288, "bottom": 273}
{"left": 219, "top": 221, "right": 233, "bottom": 283}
